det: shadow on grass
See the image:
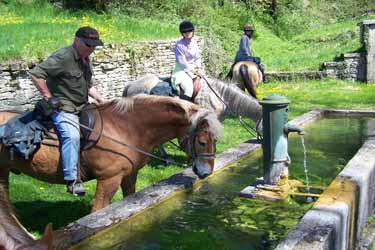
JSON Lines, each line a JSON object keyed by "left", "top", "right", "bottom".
{"left": 14, "top": 200, "right": 92, "bottom": 235}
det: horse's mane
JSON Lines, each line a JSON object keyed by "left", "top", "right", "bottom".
{"left": 207, "top": 77, "right": 262, "bottom": 123}
{"left": 190, "top": 109, "right": 222, "bottom": 140}
{"left": 111, "top": 95, "right": 193, "bottom": 116}
{"left": 109, "top": 95, "right": 221, "bottom": 138}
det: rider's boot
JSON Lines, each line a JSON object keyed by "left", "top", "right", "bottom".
{"left": 67, "top": 180, "right": 86, "bottom": 196}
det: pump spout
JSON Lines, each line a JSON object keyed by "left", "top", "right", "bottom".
{"left": 284, "top": 123, "right": 304, "bottom": 135}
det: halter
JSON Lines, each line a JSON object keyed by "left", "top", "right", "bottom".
{"left": 186, "top": 127, "right": 216, "bottom": 161}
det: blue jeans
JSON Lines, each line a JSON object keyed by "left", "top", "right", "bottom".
{"left": 50, "top": 111, "right": 80, "bottom": 181}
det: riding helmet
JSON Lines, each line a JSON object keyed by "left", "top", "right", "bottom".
{"left": 243, "top": 24, "right": 254, "bottom": 31}
{"left": 179, "top": 20, "right": 195, "bottom": 33}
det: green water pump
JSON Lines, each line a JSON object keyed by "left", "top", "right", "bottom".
{"left": 259, "top": 94, "right": 304, "bottom": 185}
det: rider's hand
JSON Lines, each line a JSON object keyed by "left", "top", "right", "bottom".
{"left": 47, "top": 97, "right": 62, "bottom": 110}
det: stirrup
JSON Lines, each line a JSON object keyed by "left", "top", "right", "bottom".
{"left": 67, "top": 180, "right": 86, "bottom": 197}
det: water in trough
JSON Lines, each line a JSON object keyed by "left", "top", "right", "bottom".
{"left": 72, "top": 116, "right": 375, "bottom": 250}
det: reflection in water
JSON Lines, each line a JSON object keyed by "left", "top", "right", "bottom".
{"left": 72, "top": 117, "right": 375, "bottom": 250}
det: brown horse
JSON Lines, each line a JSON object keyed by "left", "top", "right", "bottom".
{"left": 0, "top": 95, "right": 221, "bottom": 215}
{"left": 229, "top": 61, "right": 262, "bottom": 99}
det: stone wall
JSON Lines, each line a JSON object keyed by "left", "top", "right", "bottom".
{"left": 0, "top": 38, "right": 203, "bottom": 111}
{"left": 321, "top": 20, "right": 375, "bottom": 83}
{"left": 323, "top": 52, "right": 366, "bottom": 81}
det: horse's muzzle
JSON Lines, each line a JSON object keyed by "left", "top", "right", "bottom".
{"left": 193, "top": 162, "right": 212, "bottom": 179}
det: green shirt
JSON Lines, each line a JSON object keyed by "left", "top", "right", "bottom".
{"left": 29, "top": 46, "right": 93, "bottom": 113}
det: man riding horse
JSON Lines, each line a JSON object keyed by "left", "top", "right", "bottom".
{"left": 29, "top": 26, "right": 107, "bottom": 196}
{"left": 228, "top": 24, "right": 266, "bottom": 82}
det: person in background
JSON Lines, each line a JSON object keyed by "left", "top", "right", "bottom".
{"left": 232, "top": 24, "right": 266, "bottom": 81}
{"left": 29, "top": 26, "right": 107, "bottom": 196}
{"left": 172, "top": 20, "right": 203, "bottom": 101}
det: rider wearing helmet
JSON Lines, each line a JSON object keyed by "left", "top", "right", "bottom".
{"left": 232, "top": 24, "right": 266, "bottom": 81}
{"left": 171, "top": 20, "right": 203, "bottom": 101}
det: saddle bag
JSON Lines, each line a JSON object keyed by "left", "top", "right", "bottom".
{"left": 0, "top": 112, "right": 46, "bottom": 160}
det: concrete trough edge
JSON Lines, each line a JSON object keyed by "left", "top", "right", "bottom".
{"left": 57, "top": 109, "right": 375, "bottom": 249}
{"left": 276, "top": 109, "right": 375, "bottom": 250}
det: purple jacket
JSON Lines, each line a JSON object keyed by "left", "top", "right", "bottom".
{"left": 174, "top": 37, "right": 202, "bottom": 71}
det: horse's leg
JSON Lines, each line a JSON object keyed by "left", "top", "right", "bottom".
{"left": 0, "top": 169, "right": 12, "bottom": 211}
{"left": 0, "top": 169, "right": 36, "bottom": 242}
{"left": 121, "top": 173, "right": 137, "bottom": 197}
{"left": 239, "top": 64, "right": 257, "bottom": 99}
{"left": 92, "top": 175, "right": 123, "bottom": 212}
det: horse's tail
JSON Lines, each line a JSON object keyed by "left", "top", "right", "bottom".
{"left": 239, "top": 64, "right": 257, "bottom": 99}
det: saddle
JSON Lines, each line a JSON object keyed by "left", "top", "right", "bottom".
{"left": 151, "top": 76, "right": 201, "bottom": 102}
{"left": 150, "top": 77, "right": 178, "bottom": 97}
{"left": 0, "top": 104, "right": 101, "bottom": 160}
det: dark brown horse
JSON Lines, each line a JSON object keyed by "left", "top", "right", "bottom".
{"left": 0, "top": 96, "right": 221, "bottom": 216}
{"left": 229, "top": 61, "right": 262, "bottom": 99}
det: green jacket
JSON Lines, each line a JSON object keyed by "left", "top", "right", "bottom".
{"left": 29, "top": 46, "right": 93, "bottom": 113}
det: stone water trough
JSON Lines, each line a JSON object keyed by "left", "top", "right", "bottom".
{"left": 55, "top": 109, "right": 375, "bottom": 250}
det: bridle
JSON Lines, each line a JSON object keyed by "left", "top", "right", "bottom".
{"left": 186, "top": 127, "right": 216, "bottom": 161}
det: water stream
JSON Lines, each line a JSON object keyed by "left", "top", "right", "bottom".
{"left": 300, "top": 135, "right": 312, "bottom": 200}
{"left": 71, "top": 116, "right": 375, "bottom": 250}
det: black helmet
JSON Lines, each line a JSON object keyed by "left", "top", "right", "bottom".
{"left": 179, "top": 21, "right": 195, "bottom": 33}
{"left": 243, "top": 24, "right": 254, "bottom": 31}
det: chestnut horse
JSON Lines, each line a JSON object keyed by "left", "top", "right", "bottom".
{"left": 229, "top": 61, "right": 262, "bottom": 99}
{"left": 0, "top": 95, "right": 221, "bottom": 216}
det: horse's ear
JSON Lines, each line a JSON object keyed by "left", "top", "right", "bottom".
{"left": 39, "top": 223, "right": 54, "bottom": 249}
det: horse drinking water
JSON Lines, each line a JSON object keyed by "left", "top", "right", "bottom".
{"left": 0, "top": 95, "right": 221, "bottom": 215}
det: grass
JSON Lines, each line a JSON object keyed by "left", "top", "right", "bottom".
{"left": 0, "top": 2, "right": 177, "bottom": 62}
{"left": 10, "top": 77, "right": 375, "bottom": 237}
{"left": 1, "top": 1, "right": 374, "bottom": 72}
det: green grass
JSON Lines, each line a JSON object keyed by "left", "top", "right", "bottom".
{"left": 0, "top": 2, "right": 177, "bottom": 62}
{"left": 1, "top": 0, "right": 374, "bottom": 73}
{"left": 10, "top": 78, "right": 375, "bottom": 237}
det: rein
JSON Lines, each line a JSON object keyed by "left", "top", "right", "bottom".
{"left": 200, "top": 75, "right": 261, "bottom": 138}
{"left": 57, "top": 111, "right": 213, "bottom": 167}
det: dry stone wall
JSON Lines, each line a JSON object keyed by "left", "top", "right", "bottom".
{"left": 323, "top": 52, "right": 366, "bottom": 81}
{"left": 0, "top": 38, "right": 203, "bottom": 111}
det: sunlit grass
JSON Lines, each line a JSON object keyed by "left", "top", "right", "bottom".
{"left": 1, "top": 1, "right": 373, "bottom": 73}
{"left": 0, "top": 2, "right": 177, "bottom": 62}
